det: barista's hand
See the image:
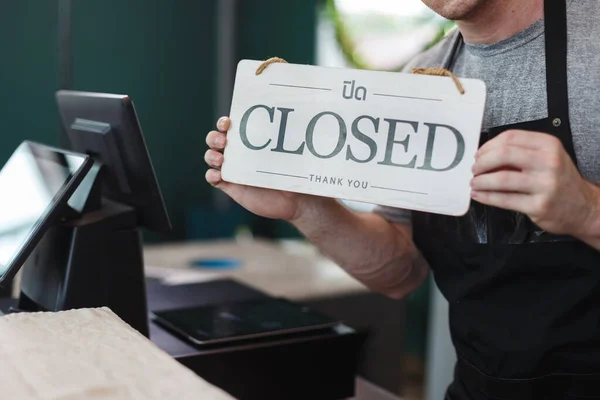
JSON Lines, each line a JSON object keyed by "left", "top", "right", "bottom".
{"left": 470, "top": 130, "right": 598, "bottom": 236}
{"left": 205, "top": 117, "right": 314, "bottom": 222}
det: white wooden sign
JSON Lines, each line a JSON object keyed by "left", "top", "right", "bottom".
{"left": 221, "top": 60, "right": 486, "bottom": 216}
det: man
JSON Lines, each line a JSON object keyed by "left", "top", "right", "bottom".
{"left": 204, "top": 0, "right": 600, "bottom": 398}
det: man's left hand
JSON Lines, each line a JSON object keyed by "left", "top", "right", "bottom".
{"left": 470, "top": 129, "right": 599, "bottom": 237}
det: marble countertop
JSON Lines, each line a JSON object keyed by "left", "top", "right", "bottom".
{"left": 0, "top": 307, "right": 233, "bottom": 400}
{"left": 143, "top": 238, "right": 369, "bottom": 301}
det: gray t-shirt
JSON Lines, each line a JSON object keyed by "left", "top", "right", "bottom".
{"left": 375, "top": 0, "right": 600, "bottom": 224}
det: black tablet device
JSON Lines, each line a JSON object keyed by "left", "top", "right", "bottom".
{"left": 152, "top": 298, "right": 340, "bottom": 346}
{"left": 55, "top": 90, "right": 171, "bottom": 234}
{"left": 0, "top": 141, "right": 92, "bottom": 284}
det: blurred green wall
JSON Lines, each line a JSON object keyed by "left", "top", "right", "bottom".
{"left": 238, "top": 0, "right": 317, "bottom": 64}
{"left": 0, "top": 1, "right": 61, "bottom": 163}
{"left": 0, "top": 0, "right": 317, "bottom": 242}
{"left": 70, "top": 0, "right": 218, "bottom": 242}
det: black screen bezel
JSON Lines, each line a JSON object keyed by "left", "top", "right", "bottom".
{"left": 0, "top": 141, "right": 92, "bottom": 286}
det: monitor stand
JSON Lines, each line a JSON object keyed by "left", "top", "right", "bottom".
{"left": 16, "top": 162, "right": 149, "bottom": 337}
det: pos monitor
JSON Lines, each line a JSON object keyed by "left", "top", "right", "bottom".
{"left": 55, "top": 91, "right": 171, "bottom": 234}
{"left": 14, "top": 91, "right": 171, "bottom": 337}
{"left": 0, "top": 142, "right": 92, "bottom": 283}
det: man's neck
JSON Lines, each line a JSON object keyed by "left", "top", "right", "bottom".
{"left": 456, "top": 0, "right": 544, "bottom": 45}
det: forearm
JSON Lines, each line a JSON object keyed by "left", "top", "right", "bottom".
{"left": 290, "top": 197, "right": 429, "bottom": 299}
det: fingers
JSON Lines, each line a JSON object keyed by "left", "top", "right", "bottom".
{"left": 205, "top": 168, "right": 223, "bottom": 186}
{"left": 216, "top": 116, "right": 230, "bottom": 133}
{"left": 206, "top": 117, "right": 232, "bottom": 189}
{"left": 471, "top": 170, "right": 536, "bottom": 193}
{"left": 206, "top": 116, "right": 229, "bottom": 152}
{"left": 204, "top": 149, "right": 224, "bottom": 168}
{"left": 204, "top": 169, "right": 246, "bottom": 204}
{"left": 473, "top": 146, "right": 537, "bottom": 175}
{"left": 206, "top": 130, "right": 226, "bottom": 150}
{"left": 477, "top": 130, "right": 555, "bottom": 157}
{"left": 205, "top": 117, "right": 230, "bottom": 188}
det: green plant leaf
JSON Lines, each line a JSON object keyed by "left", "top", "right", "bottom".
{"left": 324, "top": 0, "right": 455, "bottom": 72}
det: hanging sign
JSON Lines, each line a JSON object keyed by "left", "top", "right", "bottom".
{"left": 221, "top": 59, "right": 486, "bottom": 216}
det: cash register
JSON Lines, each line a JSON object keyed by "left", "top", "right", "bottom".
{"left": 0, "top": 91, "right": 361, "bottom": 399}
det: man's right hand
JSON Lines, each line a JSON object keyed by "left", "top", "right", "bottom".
{"left": 204, "top": 116, "right": 319, "bottom": 222}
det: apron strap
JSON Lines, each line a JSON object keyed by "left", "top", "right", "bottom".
{"left": 544, "top": 0, "right": 577, "bottom": 164}
{"left": 442, "top": 0, "right": 577, "bottom": 165}
{"left": 441, "top": 30, "right": 463, "bottom": 72}
{"left": 544, "top": 0, "right": 570, "bottom": 121}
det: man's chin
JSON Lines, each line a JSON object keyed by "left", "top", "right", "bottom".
{"left": 421, "top": 0, "right": 489, "bottom": 21}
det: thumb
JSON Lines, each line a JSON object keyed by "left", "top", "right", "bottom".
{"left": 205, "top": 169, "right": 243, "bottom": 199}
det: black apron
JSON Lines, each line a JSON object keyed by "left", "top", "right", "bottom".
{"left": 412, "top": 0, "right": 600, "bottom": 398}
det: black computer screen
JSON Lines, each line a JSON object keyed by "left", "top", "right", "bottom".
{"left": 0, "top": 142, "right": 91, "bottom": 282}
